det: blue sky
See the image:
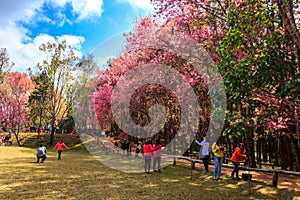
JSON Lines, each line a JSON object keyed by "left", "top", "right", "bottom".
{"left": 0, "top": 0, "right": 154, "bottom": 72}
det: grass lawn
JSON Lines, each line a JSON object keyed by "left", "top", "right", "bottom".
{"left": 0, "top": 145, "right": 299, "bottom": 200}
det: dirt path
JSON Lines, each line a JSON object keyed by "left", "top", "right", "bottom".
{"left": 177, "top": 160, "right": 300, "bottom": 191}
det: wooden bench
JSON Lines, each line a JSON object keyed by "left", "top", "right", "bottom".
{"left": 258, "top": 162, "right": 275, "bottom": 169}
{"left": 225, "top": 158, "right": 247, "bottom": 166}
{"left": 224, "top": 158, "right": 231, "bottom": 164}
{"left": 167, "top": 154, "right": 300, "bottom": 188}
{"left": 188, "top": 153, "right": 199, "bottom": 159}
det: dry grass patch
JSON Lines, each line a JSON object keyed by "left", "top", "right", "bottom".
{"left": 0, "top": 146, "right": 299, "bottom": 200}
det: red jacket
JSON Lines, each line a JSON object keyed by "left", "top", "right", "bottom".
{"left": 143, "top": 144, "right": 153, "bottom": 156}
{"left": 53, "top": 142, "right": 69, "bottom": 151}
{"left": 230, "top": 147, "right": 246, "bottom": 163}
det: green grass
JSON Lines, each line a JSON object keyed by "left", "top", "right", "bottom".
{"left": 0, "top": 145, "right": 299, "bottom": 200}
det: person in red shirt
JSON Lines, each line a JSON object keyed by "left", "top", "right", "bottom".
{"left": 143, "top": 140, "right": 153, "bottom": 174}
{"left": 230, "top": 143, "right": 247, "bottom": 180}
{"left": 53, "top": 140, "right": 70, "bottom": 160}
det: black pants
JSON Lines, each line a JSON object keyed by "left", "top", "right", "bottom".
{"left": 37, "top": 155, "right": 46, "bottom": 163}
{"left": 202, "top": 155, "right": 210, "bottom": 172}
{"left": 58, "top": 150, "right": 63, "bottom": 160}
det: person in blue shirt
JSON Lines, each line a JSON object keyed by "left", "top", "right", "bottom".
{"left": 195, "top": 134, "right": 210, "bottom": 174}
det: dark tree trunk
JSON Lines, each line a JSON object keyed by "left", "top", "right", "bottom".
{"left": 245, "top": 127, "right": 256, "bottom": 168}
{"left": 50, "top": 118, "right": 55, "bottom": 145}
{"left": 280, "top": 134, "right": 288, "bottom": 170}
{"left": 274, "top": 133, "right": 279, "bottom": 166}
{"left": 287, "top": 135, "right": 294, "bottom": 171}
{"left": 13, "top": 131, "right": 22, "bottom": 147}
{"left": 36, "top": 108, "right": 43, "bottom": 145}
{"left": 257, "top": 127, "right": 264, "bottom": 164}
{"left": 257, "top": 138, "right": 262, "bottom": 163}
{"left": 290, "top": 134, "right": 300, "bottom": 171}
{"left": 262, "top": 132, "right": 268, "bottom": 162}
{"left": 269, "top": 135, "right": 274, "bottom": 163}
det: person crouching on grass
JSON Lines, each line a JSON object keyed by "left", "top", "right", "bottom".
{"left": 37, "top": 143, "right": 47, "bottom": 163}
{"left": 53, "top": 140, "right": 69, "bottom": 160}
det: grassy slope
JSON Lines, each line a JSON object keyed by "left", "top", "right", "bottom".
{"left": 0, "top": 133, "right": 299, "bottom": 199}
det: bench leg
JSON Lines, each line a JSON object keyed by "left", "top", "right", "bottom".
{"left": 191, "top": 161, "right": 195, "bottom": 170}
{"left": 272, "top": 172, "right": 278, "bottom": 187}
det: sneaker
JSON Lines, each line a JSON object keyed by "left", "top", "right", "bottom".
{"left": 153, "top": 170, "right": 158, "bottom": 172}
{"left": 218, "top": 177, "right": 222, "bottom": 180}
{"left": 158, "top": 169, "right": 161, "bottom": 173}
{"left": 213, "top": 177, "right": 217, "bottom": 180}
{"left": 236, "top": 177, "right": 242, "bottom": 180}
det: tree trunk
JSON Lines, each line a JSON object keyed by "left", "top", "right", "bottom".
{"left": 13, "top": 131, "right": 22, "bottom": 147}
{"left": 36, "top": 108, "right": 43, "bottom": 145}
{"left": 287, "top": 134, "right": 294, "bottom": 170}
{"left": 257, "top": 127, "right": 264, "bottom": 163}
{"left": 274, "top": 133, "right": 279, "bottom": 166}
{"left": 269, "top": 135, "right": 274, "bottom": 163}
{"left": 50, "top": 118, "right": 55, "bottom": 145}
{"left": 257, "top": 138, "right": 261, "bottom": 163}
{"left": 245, "top": 127, "right": 256, "bottom": 168}
{"left": 276, "top": 0, "right": 300, "bottom": 52}
{"left": 290, "top": 134, "right": 300, "bottom": 171}
{"left": 262, "top": 132, "right": 268, "bottom": 162}
{"left": 280, "top": 134, "right": 288, "bottom": 170}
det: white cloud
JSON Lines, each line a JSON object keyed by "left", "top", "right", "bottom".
{"left": 0, "top": 20, "right": 85, "bottom": 72}
{"left": 57, "top": 35, "right": 85, "bottom": 46}
{"left": 48, "top": 0, "right": 104, "bottom": 21}
{"left": 0, "top": 0, "right": 103, "bottom": 72}
{"left": 0, "top": 23, "right": 85, "bottom": 72}
{"left": 71, "top": 0, "right": 104, "bottom": 21}
{"left": 117, "top": 0, "right": 154, "bottom": 10}
{"left": 57, "top": 35, "right": 85, "bottom": 58}
{"left": 0, "top": 0, "right": 104, "bottom": 27}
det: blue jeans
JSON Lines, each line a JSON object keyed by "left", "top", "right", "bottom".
{"left": 144, "top": 156, "right": 151, "bottom": 173}
{"left": 231, "top": 162, "right": 239, "bottom": 178}
{"left": 214, "top": 156, "right": 223, "bottom": 177}
{"left": 153, "top": 156, "right": 161, "bottom": 171}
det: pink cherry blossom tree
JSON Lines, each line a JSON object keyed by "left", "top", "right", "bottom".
{"left": 0, "top": 72, "right": 35, "bottom": 146}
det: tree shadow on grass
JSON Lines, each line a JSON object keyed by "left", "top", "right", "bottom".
{"left": 0, "top": 149, "right": 300, "bottom": 200}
